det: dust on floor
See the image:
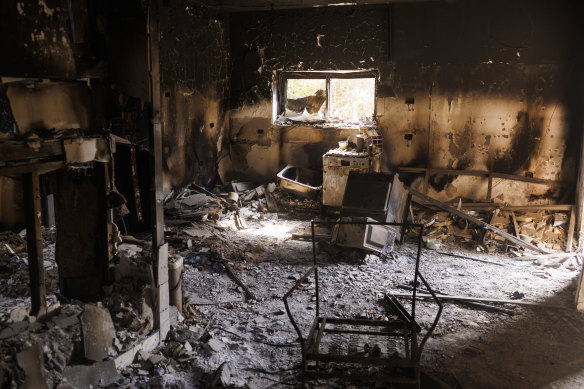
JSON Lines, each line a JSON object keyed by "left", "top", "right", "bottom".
{"left": 1, "top": 196, "right": 584, "bottom": 388}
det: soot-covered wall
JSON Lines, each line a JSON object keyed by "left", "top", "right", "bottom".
{"left": 159, "top": 1, "right": 230, "bottom": 192}
{"left": 221, "top": 5, "right": 389, "bottom": 183}
{"left": 222, "top": 0, "right": 584, "bottom": 205}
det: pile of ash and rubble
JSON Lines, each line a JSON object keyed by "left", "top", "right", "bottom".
{"left": 0, "top": 181, "right": 321, "bottom": 389}
{"left": 1, "top": 176, "right": 583, "bottom": 389}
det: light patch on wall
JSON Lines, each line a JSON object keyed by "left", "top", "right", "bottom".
{"left": 37, "top": 0, "right": 54, "bottom": 16}
{"left": 6, "top": 83, "right": 91, "bottom": 133}
{"left": 316, "top": 34, "right": 325, "bottom": 47}
{"left": 16, "top": 2, "right": 25, "bottom": 15}
{"left": 30, "top": 29, "right": 45, "bottom": 42}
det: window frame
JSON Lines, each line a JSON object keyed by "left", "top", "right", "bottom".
{"left": 273, "top": 69, "right": 378, "bottom": 125}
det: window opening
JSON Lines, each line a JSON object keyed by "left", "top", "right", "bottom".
{"left": 275, "top": 71, "right": 377, "bottom": 127}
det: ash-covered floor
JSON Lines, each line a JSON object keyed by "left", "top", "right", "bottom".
{"left": 1, "top": 190, "right": 584, "bottom": 389}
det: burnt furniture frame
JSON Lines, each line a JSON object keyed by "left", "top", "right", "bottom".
{"left": 283, "top": 220, "right": 442, "bottom": 388}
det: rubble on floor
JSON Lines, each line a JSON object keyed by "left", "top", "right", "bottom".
{"left": 0, "top": 234, "right": 160, "bottom": 388}
{"left": 0, "top": 228, "right": 59, "bottom": 314}
{"left": 1, "top": 178, "right": 584, "bottom": 388}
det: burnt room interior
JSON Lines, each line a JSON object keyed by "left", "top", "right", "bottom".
{"left": 1, "top": 0, "right": 584, "bottom": 388}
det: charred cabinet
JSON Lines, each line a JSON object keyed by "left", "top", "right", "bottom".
{"left": 322, "top": 150, "right": 380, "bottom": 211}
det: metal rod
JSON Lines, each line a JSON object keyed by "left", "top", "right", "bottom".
{"left": 415, "top": 273, "right": 443, "bottom": 363}
{"left": 23, "top": 171, "right": 46, "bottom": 316}
{"left": 312, "top": 221, "right": 320, "bottom": 316}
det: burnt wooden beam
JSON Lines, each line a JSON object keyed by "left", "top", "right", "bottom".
{"left": 130, "top": 146, "right": 143, "bottom": 222}
{"left": 23, "top": 172, "right": 46, "bottom": 316}
{"left": 95, "top": 163, "right": 112, "bottom": 286}
{"left": 510, "top": 211, "right": 520, "bottom": 239}
{"left": 148, "top": 0, "right": 169, "bottom": 339}
{"left": 409, "top": 188, "right": 550, "bottom": 254}
{"left": 0, "top": 140, "right": 64, "bottom": 162}
{"left": 391, "top": 292, "right": 569, "bottom": 309}
{"left": 566, "top": 206, "right": 575, "bottom": 253}
{"left": 0, "top": 161, "right": 65, "bottom": 178}
{"left": 454, "top": 204, "right": 573, "bottom": 212}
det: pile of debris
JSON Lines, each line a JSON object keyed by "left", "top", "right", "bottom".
{"left": 0, "top": 236, "right": 169, "bottom": 389}
{"left": 415, "top": 208, "right": 571, "bottom": 254}
{"left": 0, "top": 228, "right": 59, "bottom": 315}
{"left": 164, "top": 180, "right": 319, "bottom": 230}
{"left": 0, "top": 301, "right": 123, "bottom": 388}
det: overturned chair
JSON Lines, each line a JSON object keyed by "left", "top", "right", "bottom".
{"left": 283, "top": 220, "right": 442, "bottom": 388}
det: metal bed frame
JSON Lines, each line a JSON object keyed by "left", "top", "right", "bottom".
{"left": 283, "top": 220, "right": 443, "bottom": 388}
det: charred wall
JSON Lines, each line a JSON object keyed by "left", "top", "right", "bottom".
{"left": 159, "top": 1, "right": 230, "bottom": 192}
{"left": 229, "top": 6, "right": 389, "bottom": 105}
{"left": 222, "top": 5, "right": 389, "bottom": 181}
{"left": 223, "top": 0, "right": 584, "bottom": 205}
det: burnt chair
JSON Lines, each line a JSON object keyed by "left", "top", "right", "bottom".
{"left": 283, "top": 220, "right": 442, "bottom": 388}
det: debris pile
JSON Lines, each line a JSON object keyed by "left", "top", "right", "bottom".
{"left": 0, "top": 238, "right": 159, "bottom": 388}
{"left": 414, "top": 207, "right": 572, "bottom": 254}
{"left": 0, "top": 228, "right": 59, "bottom": 316}
{"left": 0, "top": 301, "right": 122, "bottom": 388}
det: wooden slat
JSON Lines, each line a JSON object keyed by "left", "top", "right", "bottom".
{"left": 0, "top": 140, "right": 64, "bottom": 162}
{"left": 566, "top": 206, "right": 575, "bottom": 253}
{"left": 323, "top": 329, "right": 409, "bottom": 336}
{"left": 311, "top": 318, "right": 326, "bottom": 354}
{"left": 0, "top": 161, "right": 64, "bottom": 177}
{"left": 451, "top": 203, "right": 573, "bottom": 211}
{"left": 510, "top": 211, "right": 520, "bottom": 238}
{"left": 304, "top": 371, "right": 417, "bottom": 385}
{"left": 305, "top": 353, "right": 416, "bottom": 368}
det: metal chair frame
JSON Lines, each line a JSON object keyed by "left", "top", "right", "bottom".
{"left": 283, "top": 220, "right": 443, "bottom": 388}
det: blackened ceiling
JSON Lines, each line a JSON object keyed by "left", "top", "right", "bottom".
{"left": 204, "top": 0, "right": 437, "bottom": 12}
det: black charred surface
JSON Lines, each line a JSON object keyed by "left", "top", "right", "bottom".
{"left": 226, "top": 1, "right": 584, "bottom": 203}
{"left": 429, "top": 175, "right": 456, "bottom": 192}
{"left": 55, "top": 167, "right": 107, "bottom": 301}
{"left": 106, "top": 1, "right": 149, "bottom": 100}
{"left": 0, "top": 85, "right": 17, "bottom": 136}
{"left": 229, "top": 5, "right": 389, "bottom": 106}
{"left": 0, "top": 0, "right": 77, "bottom": 78}
{"left": 160, "top": 1, "right": 229, "bottom": 189}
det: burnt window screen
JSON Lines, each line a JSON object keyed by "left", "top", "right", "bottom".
{"left": 275, "top": 71, "right": 376, "bottom": 126}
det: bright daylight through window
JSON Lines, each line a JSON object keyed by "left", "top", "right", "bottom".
{"left": 276, "top": 71, "right": 376, "bottom": 126}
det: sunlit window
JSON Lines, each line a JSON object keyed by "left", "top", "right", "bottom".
{"left": 275, "top": 71, "right": 376, "bottom": 126}
{"left": 330, "top": 78, "right": 375, "bottom": 122}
